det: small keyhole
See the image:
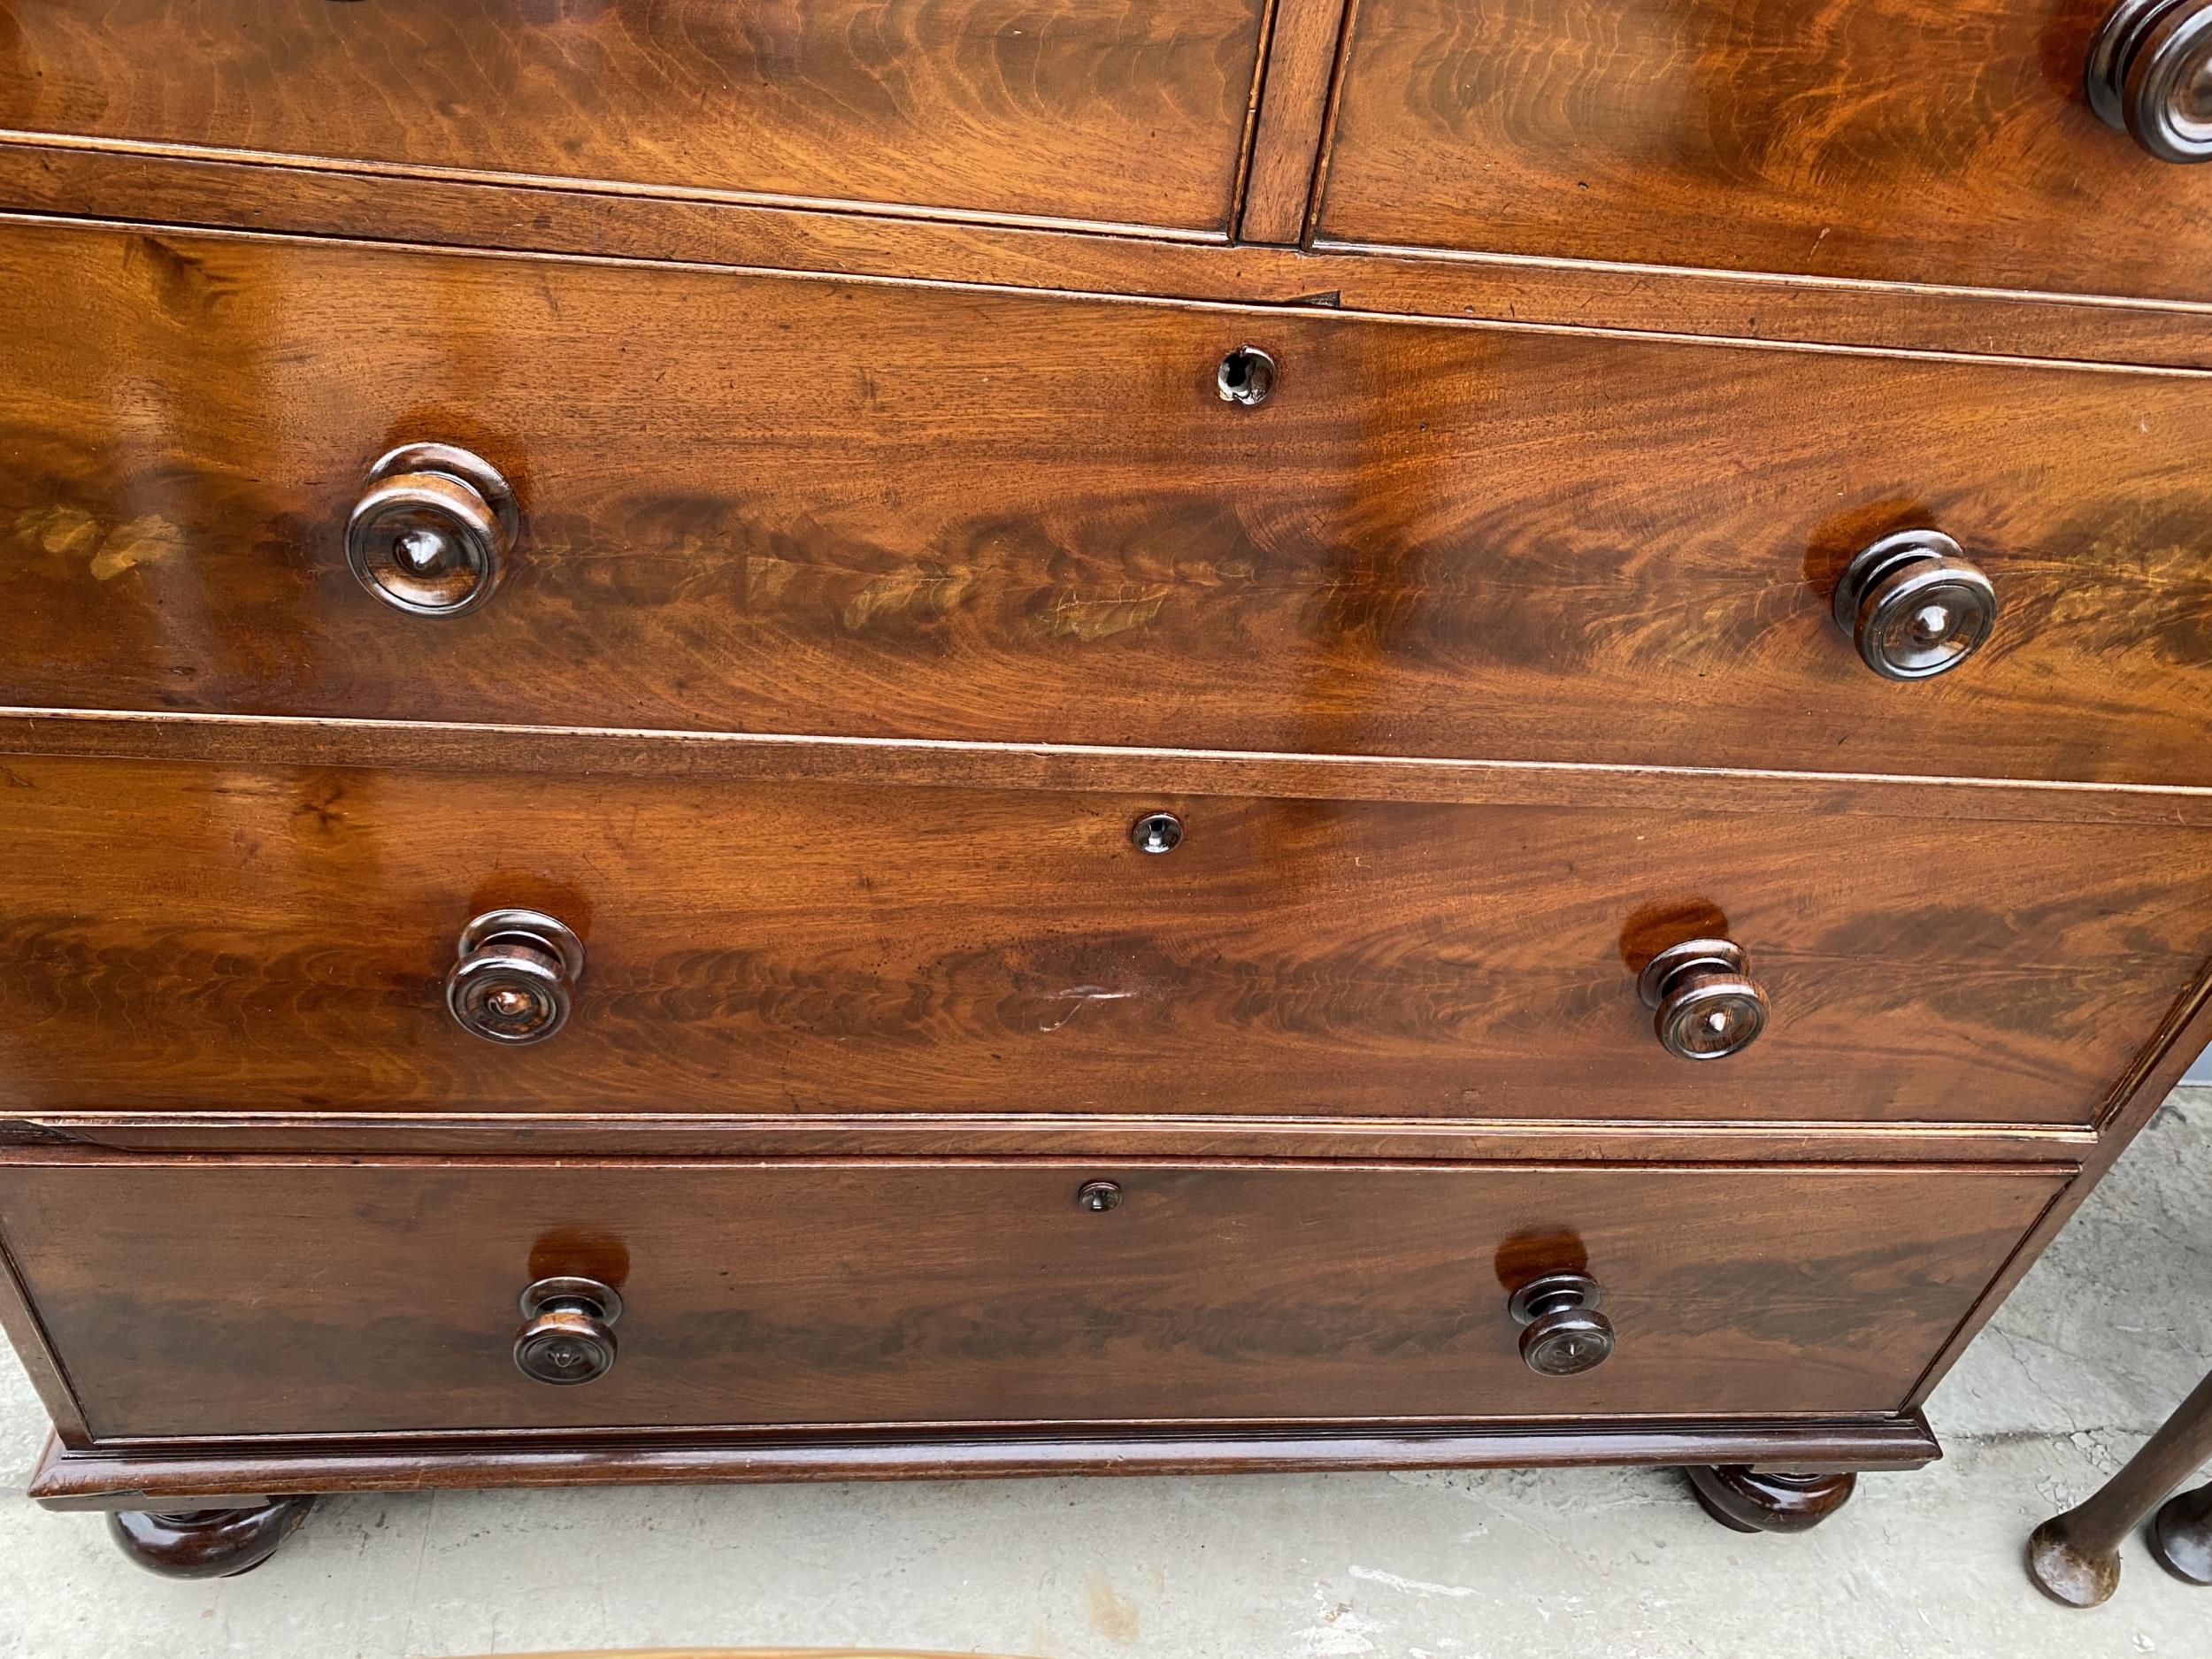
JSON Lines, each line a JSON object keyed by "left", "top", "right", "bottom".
{"left": 1132, "top": 812, "right": 1183, "bottom": 854}
{"left": 1078, "top": 1180, "right": 1123, "bottom": 1212}
{"left": 1217, "top": 346, "right": 1276, "bottom": 408}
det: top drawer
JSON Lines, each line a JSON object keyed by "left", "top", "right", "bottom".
{"left": 1317, "top": 0, "right": 2212, "bottom": 303}
{"left": 0, "top": 0, "right": 1266, "bottom": 234}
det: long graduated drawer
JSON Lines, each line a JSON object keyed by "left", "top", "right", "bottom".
{"left": 8, "top": 222, "right": 2212, "bottom": 784}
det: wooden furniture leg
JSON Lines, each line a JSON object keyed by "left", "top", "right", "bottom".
{"left": 1684, "top": 1466, "right": 1858, "bottom": 1532}
{"left": 2151, "top": 1479, "right": 2212, "bottom": 1586}
{"left": 107, "top": 1497, "right": 315, "bottom": 1578}
{"left": 2028, "top": 1367, "right": 2212, "bottom": 1606}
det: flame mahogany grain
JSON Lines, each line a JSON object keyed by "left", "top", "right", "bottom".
{"left": 0, "top": 0, "right": 2206, "bottom": 1555}
{"left": 0, "top": 0, "right": 1268, "bottom": 235}
{"left": 0, "top": 752, "right": 2206, "bottom": 1125}
{"left": 7, "top": 224, "right": 2212, "bottom": 785}
{"left": 0, "top": 1156, "right": 2057, "bottom": 1439}
{"left": 8, "top": 150, "right": 2212, "bottom": 368}
{"left": 1318, "top": 0, "right": 2212, "bottom": 303}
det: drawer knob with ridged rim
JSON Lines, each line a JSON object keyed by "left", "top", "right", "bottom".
{"left": 1832, "top": 530, "right": 1997, "bottom": 681}
{"left": 2091, "top": 0, "right": 2212, "bottom": 163}
{"left": 1638, "top": 938, "right": 1770, "bottom": 1061}
{"left": 345, "top": 442, "right": 518, "bottom": 617}
{"left": 446, "top": 909, "right": 583, "bottom": 1045}
{"left": 1509, "top": 1272, "right": 1614, "bottom": 1377}
{"left": 513, "top": 1276, "right": 623, "bottom": 1386}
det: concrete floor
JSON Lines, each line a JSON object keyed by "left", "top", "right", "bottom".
{"left": 3, "top": 1096, "right": 2209, "bottom": 1658}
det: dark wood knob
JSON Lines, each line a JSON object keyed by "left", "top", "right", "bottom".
{"left": 2090, "top": 0, "right": 2212, "bottom": 162}
{"left": 1638, "top": 937, "right": 1769, "bottom": 1061}
{"left": 446, "top": 908, "right": 583, "bottom": 1045}
{"left": 513, "top": 1276, "right": 621, "bottom": 1386}
{"left": 345, "top": 442, "right": 517, "bottom": 617}
{"left": 1509, "top": 1271, "right": 1614, "bottom": 1377}
{"left": 1832, "top": 530, "right": 1996, "bottom": 680}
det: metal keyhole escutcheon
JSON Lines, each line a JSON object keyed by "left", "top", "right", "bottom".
{"left": 1132, "top": 813, "right": 1183, "bottom": 854}
{"left": 1217, "top": 347, "right": 1276, "bottom": 407}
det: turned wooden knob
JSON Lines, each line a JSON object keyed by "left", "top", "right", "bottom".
{"left": 2090, "top": 0, "right": 2212, "bottom": 162}
{"left": 446, "top": 908, "right": 583, "bottom": 1045}
{"left": 1509, "top": 1271, "right": 1614, "bottom": 1377}
{"left": 1638, "top": 938, "right": 1769, "bottom": 1061}
{"left": 513, "top": 1276, "right": 622, "bottom": 1386}
{"left": 1832, "top": 530, "right": 1996, "bottom": 680}
{"left": 345, "top": 442, "right": 518, "bottom": 617}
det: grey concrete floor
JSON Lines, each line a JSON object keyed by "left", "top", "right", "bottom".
{"left": 3, "top": 1096, "right": 2209, "bottom": 1658}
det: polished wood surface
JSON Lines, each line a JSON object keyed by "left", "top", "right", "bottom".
{"left": 1684, "top": 1466, "right": 1858, "bottom": 1532}
{"left": 12, "top": 157, "right": 2212, "bottom": 372}
{"left": 1237, "top": 0, "right": 1353, "bottom": 242}
{"left": 14, "top": 154, "right": 2212, "bottom": 373}
{"left": 4, "top": 1111, "right": 2093, "bottom": 1168}
{"left": 1317, "top": 0, "right": 2212, "bottom": 302}
{"left": 22, "top": 707, "right": 2212, "bottom": 830}
{"left": 2028, "top": 1364, "right": 2212, "bottom": 1605}
{"left": 0, "top": 0, "right": 2203, "bottom": 1554}
{"left": 0, "top": 0, "right": 1267, "bottom": 234}
{"left": 0, "top": 1156, "right": 2057, "bottom": 1438}
{"left": 105, "top": 1498, "right": 314, "bottom": 1580}
{"left": 9, "top": 225, "right": 2212, "bottom": 785}
{"left": 27, "top": 1413, "right": 1944, "bottom": 1509}
{"left": 3, "top": 753, "right": 2206, "bottom": 1125}
{"left": 2152, "top": 1479, "right": 2212, "bottom": 1588}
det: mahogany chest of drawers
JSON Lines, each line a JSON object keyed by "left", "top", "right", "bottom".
{"left": 3, "top": 0, "right": 2212, "bottom": 1577}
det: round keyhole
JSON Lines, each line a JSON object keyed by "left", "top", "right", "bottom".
{"left": 1132, "top": 812, "right": 1183, "bottom": 854}
{"left": 1217, "top": 346, "right": 1276, "bottom": 408}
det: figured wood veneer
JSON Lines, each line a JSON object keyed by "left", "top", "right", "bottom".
{"left": 0, "top": 0, "right": 2201, "bottom": 1547}
{"left": 0, "top": 752, "right": 2205, "bottom": 1125}
{"left": 7, "top": 151, "right": 2212, "bottom": 369}
{"left": 0, "top": 1157, "right": 2058, "bottom": 1438}
{"left": 6, "top": 223, "right": 2212, "bottom": 784}
{"left": 1318, "top": 0, "right": 2212, "bottom": 302}
{"left": 0, "top": 0, "right": 1269, "bottom": 234}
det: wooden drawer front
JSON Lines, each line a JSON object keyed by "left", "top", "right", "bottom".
{"left": 1317, "top": 0, "right": 2212, "bottom": 303}
{"left": 12, "top": 224, "right": 2212, "bottom": 787}
{"left": 4, "top": 753, "right": 2208, "bottom": 1126}
{"left": 0, "top": 1158, "right": 2061, "bottom": 1439}
{"left": 0, "top": 0, "right": 1264, "bottom": 234}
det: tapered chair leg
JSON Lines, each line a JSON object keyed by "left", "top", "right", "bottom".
{"left": 2151, "top": 1479, "right": 2212, "bottom": 1586}
{"left": 2029, "top": 1367, "right": 2212, "bottom": 1607}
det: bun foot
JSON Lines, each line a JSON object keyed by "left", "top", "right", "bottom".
{"left": 1685, "top": 1465, "right": 1857, "bottom": 1533}
{"left": 2151, "top": 1481, "right": 2212, "bottom": 1586}
{"left": 108, "top": 1497, "right": 314, "bottom": 1578}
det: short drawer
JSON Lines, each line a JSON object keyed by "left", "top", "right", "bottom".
{"left": 0, "top": 1157, "right": 2062, "bottom": 1439}
{"left": 12, "top": 221, "right": 2212, "bottom": 786}
{"left": 1317, "top": 0, "right": 2212, "bottom": 304}
{"left": 4, "top": 752, "right": 2208, "bottom": 1127}
{"left": 0, "top": 0, "right": 1265, "bottom": 234}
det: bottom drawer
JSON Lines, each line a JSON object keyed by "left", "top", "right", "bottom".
{"left": 0, "top": 1158, "right": 2059, "bottom": 1440}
